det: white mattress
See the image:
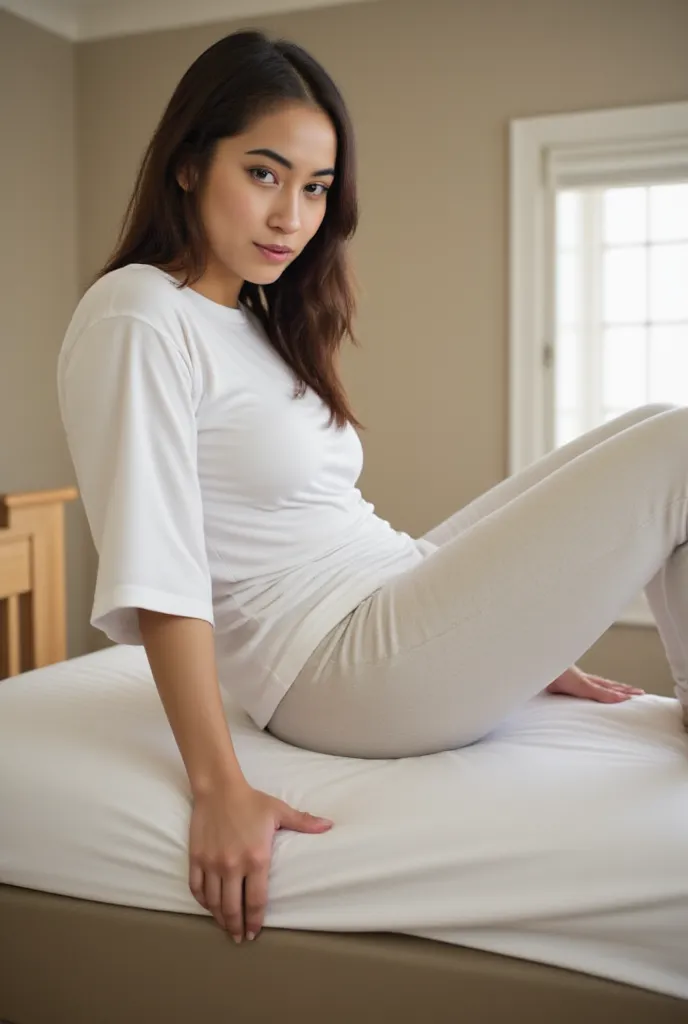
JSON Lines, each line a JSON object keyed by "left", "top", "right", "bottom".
{"left": 1, "top": 645, "right": 687, "bottom": 1000}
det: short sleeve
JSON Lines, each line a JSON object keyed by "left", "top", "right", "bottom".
{"left": 58, "top": 315, "right": 214, "bottom": 644}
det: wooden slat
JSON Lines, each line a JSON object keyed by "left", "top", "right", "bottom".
{"left": 0, "top": 488, "right": 77, "bottom": 676}
{"left": 6, "top": 594, "right": 20, "bottom": 675}
{"left": 0, "top": 531, "right": 31, "bottom": 600}
{"left": 0, "top": 487, "right": 78, "bottom": 510}
{"left": 0, "top": 530, "right": 32, "bottom": 678}
{"left": 10, "top": 503, "right": 66, "bottom": 666}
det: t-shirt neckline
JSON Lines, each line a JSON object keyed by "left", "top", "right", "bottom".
{"left": 133, "top": 263, "right": 249, "bottom": 325}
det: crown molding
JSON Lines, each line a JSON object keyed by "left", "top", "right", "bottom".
{"left": 2, "top": 0, "right": 79, "bottom": 39}
{"left": 2, "top": 0, "right": 373, "bottom": 42}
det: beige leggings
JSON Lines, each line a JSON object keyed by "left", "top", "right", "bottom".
{"left": 268, "top": 403, "right": 688, "bottom": 758}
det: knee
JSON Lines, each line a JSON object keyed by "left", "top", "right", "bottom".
{"left": 610, "top": 402, "right": 680, "bottom": 435}
{"left": 640, "top": 402, "right": 688, "bottom": 452}
{"left": 626, "top": 402, "right": 686, "bottom": 441}
{"left": 636, "top": 401, "right": 681, "bottom": 420}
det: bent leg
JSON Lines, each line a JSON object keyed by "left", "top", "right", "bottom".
{"left": 422, "top": 403, "right": 677, "bottom": 547}
{"left": 270, "top": 407, "right": 688, "bottom": 757}
{"left": 421, "top": 402, "right": 688, "bottom": 714}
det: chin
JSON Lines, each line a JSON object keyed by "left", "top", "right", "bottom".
{"left": 243, "top": 266, "right": 289, "bottom": 286}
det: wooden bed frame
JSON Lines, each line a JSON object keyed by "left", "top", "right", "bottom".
{"left": 1, "top": 487, "right": 686, "bottom": 1024}
{"left": 0, "top": 486, "right": 77, "bottom": 679}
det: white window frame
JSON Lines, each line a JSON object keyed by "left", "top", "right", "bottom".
{"left": 509, "top": 100, "right": 688, "bottom": 628}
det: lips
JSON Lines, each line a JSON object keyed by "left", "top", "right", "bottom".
{"left": 253, "top": 243, "right": 294, "bottom": 264}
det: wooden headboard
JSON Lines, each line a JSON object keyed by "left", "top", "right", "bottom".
{"left": 0, "top": 487, "right": 78, "bottom": 679}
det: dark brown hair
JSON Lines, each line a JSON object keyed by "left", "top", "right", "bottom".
{"left": 97, "top": 30, "right": 362, "bottom": 429}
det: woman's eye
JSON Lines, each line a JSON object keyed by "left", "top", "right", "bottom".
{"left": 249, "top": 167, "right": 277, "bottom": 184}
{"left": 249, "top": 168, "right": 330, "bottom": 197}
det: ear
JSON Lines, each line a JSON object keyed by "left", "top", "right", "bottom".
{"left": 176, "top": 163, "right": 197, "bottom": 193}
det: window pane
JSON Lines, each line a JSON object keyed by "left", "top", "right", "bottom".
{"left": 649, "top": 243, "right": 688, "bottom": 321}
{"left": 603, "top": 327, "right": 646, "bottom": 408}
{"left": 557, "top": 190, "right": 580, "bottom": 248}
{"left": 556, "top": 251, "right": 578, "bottom": 326}
{"left": 649, "top": 325, "right": 688, "bottom": 404}
{"left": 555, "top": 328, "right": 578, "bottom": 408}
{"left": 604, "top": 247, "right": 647, "bottom": 323}
{"left": 649, "top": 183, "right": 688, "bottom": 242}
{"left": 603, "top": 186, "right": 646, "bottom": 245}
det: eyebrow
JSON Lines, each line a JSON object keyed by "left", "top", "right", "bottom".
{"left": 245, "top": 148, "right": 335, "bottom": 177}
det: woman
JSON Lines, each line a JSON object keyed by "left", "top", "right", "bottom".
{"left": 58, "top": 29, "right": 687, "bottom": 947}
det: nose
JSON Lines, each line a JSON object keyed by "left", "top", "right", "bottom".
{"left": 268, "top": 187, "right": 302, "bottom": 235}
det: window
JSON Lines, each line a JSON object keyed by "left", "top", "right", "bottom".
{"left": 509, "top": 102, "right": 688, "bottom": 626}
{"left": 554, "top": 182, "right": 688, "bottom": 448}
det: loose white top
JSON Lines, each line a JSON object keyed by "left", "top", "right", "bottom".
{"left": 58, "top": 264, "right": 433, "bottom": 727}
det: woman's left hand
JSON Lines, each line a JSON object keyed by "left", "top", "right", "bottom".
{"left": 546, "top": 664, "right": 645, "bottom": 703}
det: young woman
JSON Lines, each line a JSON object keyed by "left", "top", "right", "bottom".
{"left": 58, "top": 29, "right": 687, "bottom": 947}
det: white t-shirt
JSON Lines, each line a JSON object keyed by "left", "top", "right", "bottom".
{"left": 57, "top": 264, "right": 435, "bottom": 728}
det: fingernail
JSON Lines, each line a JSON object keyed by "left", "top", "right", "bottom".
{"left": 247, "top": 931, "right": 255, "bottom": 941}
{"left": 233, "top": 935, "right": 242, "bottom": 945}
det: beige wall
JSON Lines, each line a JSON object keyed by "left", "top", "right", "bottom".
{"left": 0, "top": 10, "right": 95, "bottom": 658}
{"left": 3, "top": 0, "right": 688, "bottom": 690}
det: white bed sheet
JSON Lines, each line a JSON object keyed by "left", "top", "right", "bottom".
{"left": 0, "top": 645, "right": 687, "bottom": 999}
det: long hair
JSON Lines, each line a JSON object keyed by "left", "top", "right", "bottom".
{"left": 97, "top": 30, "right": 362, "bottom": 429}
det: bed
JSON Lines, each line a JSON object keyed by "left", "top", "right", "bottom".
{"left": 1, "top": 487, "right": 687, "bottom": 1024}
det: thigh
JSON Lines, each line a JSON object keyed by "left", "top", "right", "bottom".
{"left": 422, "top": 403, "right": 676, "bottom": 548}
{"left": 270, "top": 406, "right": 688, "bottom": 758}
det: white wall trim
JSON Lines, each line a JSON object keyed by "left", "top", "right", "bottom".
{"left": 1, "top": 0, "right": 378, "bottom": 41}
{"left": 508, "top": 99, "right": 688, "bottom": 629}
{"left": 509, "top": 99, "right": 688, "bottom": 476}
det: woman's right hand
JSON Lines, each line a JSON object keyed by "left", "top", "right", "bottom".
{"left": 188, "top": 782, "right": 334, "bottom": 943}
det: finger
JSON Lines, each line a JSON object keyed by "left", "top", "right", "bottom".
{"left": 244, "top": 862, "right": 270, "bottom": 940}
{"left": 204, "top": 872, "right": 226, "bottom": 931}
{"left": 280, "top": 804, "right": 334, "bottom": 834}
{"left": 589, "top": 675, "right": 644, "bottom": 693}
{"left": 189, "top": 862, "right": 208, "bottom": 910}
{"left": 221, "top": 870, "right": 246, "bottom": 943}
{"left": 590, "top": 680, "right": 630, "bottom": 694}
{"left": 591, "top": 684, "right": 630, "bottom": 703}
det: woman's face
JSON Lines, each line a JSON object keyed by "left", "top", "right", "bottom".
{"left": 185, "top": 102, "right": 337, "bottom": 308}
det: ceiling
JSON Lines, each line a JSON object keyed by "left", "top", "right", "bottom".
{"left": 1, "top": 0, "right": 375, "bottom": 41}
